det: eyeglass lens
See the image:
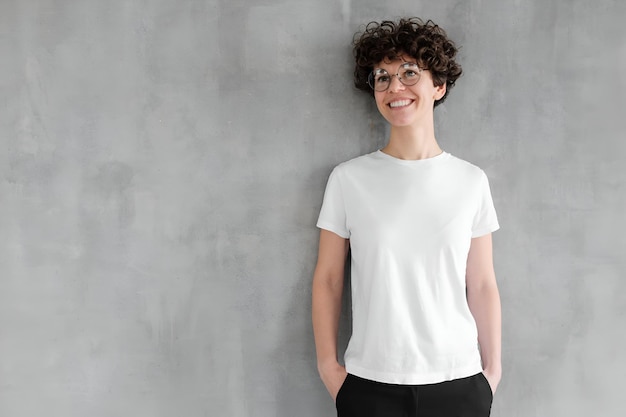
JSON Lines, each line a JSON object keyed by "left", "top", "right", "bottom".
{"left": 368, "top": 63, "right": 421, "bottom": 92}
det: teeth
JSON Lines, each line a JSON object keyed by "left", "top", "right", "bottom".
{"left": 389, "top": 100, "right": 412, "bottom": 108}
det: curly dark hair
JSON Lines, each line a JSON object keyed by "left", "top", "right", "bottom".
{"left": 353, "top": 18, "right": 462, "bottom": 107}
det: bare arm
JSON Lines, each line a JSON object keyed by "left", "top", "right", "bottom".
{"left": 466, "top": 233, "right": 502, "bottom": 394}
{"left": 312, "top": 229, "right": 350, "bottom": 400}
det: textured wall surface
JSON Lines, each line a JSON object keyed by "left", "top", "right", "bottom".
{"left": 1, "top": 0, "right": 625, "bottom": 416}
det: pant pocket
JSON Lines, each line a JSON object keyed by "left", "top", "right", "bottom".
{"left": 335, "top": 374, "right": 352, "bottom": 409}
{"left": 477, "top": 372, "right": 494, "bottom": 403}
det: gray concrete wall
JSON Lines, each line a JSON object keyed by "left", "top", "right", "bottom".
{"left": 1, "top": 0, "right": 624, "bottom": 416}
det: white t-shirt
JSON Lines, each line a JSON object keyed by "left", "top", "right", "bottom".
{"left": 317, "top": 150, "right": 499, "bottom": 385}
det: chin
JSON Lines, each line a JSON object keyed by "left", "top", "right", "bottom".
{"left": 384, "top": 117, "right": 417, "bottom": 127}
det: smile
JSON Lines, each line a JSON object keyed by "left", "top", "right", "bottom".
{"left": 388, "top": 99, "right": 413, "bottom": 108}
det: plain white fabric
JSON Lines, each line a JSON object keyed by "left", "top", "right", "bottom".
{"left": 317, "top": 150, "right": 499, "bottom": 384}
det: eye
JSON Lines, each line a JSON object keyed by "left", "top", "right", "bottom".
{"left": 403, "top": 70, "right": 418, "bottom": 78}
{"left": 372, "top": 69, "right": 390, "bottom": 84}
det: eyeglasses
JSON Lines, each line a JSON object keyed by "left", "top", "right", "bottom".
{"left": 367, "top": 62, "right": 423, "bottom": 92}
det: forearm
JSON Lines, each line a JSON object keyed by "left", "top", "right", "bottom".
{"left": 312, "top": 271, "right": 344, "bottom": 367}
{"left": 467, "top": 282, "right": 502, "bottom": 372}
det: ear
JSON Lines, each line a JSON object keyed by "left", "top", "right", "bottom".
{"left": 434, "top": 82, "right": 447, "bottom": 101}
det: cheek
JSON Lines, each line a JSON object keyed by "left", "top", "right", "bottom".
{"left": 374, "top": 93, "right": 387, "bottom": 111}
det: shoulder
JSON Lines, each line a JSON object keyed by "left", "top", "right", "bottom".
{"left": 444, "top": 154, "right": 489, "bottom": 181}
{"left": 330, "top": 151, "right": 379, "bottom": 175}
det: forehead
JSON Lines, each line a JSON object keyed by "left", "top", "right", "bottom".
{"left": 374, "top": 54, "right": 418, "bottom": 71}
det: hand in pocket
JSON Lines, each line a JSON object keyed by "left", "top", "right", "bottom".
{"left": 319, "top": 362, "right": 348, "bottom": 402}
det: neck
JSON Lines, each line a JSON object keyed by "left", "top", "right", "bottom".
{"left": 381, "top": 123, "right": 442, "bottom": 160}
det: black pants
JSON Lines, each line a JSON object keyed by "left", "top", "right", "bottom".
{"left": 336, "top": 373, "right": 493, "bottom": 417}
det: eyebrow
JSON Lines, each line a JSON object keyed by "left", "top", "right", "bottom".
{"left": 374, "top": 61, "right": 419, "bottom": 71}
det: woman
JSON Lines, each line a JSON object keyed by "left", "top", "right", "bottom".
{"left": 312, "top": 18, "right": 501, "bottom": 417}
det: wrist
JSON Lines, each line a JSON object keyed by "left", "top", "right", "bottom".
{"left": 481, "top": 357, "right": 501, "bottom": 372}
{"left": 483, "top": 364, "right": 502, "bottom": 378}
{"left": 317, "top": 357, "right": 340, "bottom": 372}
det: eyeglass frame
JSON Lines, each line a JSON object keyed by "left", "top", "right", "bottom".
{"left": 367, "top": 62, "right": 423, "bottom": 92}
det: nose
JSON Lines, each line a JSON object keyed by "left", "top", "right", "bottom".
{"left": 388, "top": 74, "right": 405, "bottom": 92}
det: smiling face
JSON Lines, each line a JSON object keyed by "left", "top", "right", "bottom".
{"left": 373, "top": 55, "right": 447, "bottom": 128}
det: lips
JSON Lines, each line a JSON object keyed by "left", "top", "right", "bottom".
{"left": 388, "top": 99, "right": 413, "bottom": 108}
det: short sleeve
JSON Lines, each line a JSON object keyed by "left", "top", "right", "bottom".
{"left": 471, "top": 171, "right": 500, "bottom": 238}
{"left": 316, "top": 167, "right": 350, "bottom": 239}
